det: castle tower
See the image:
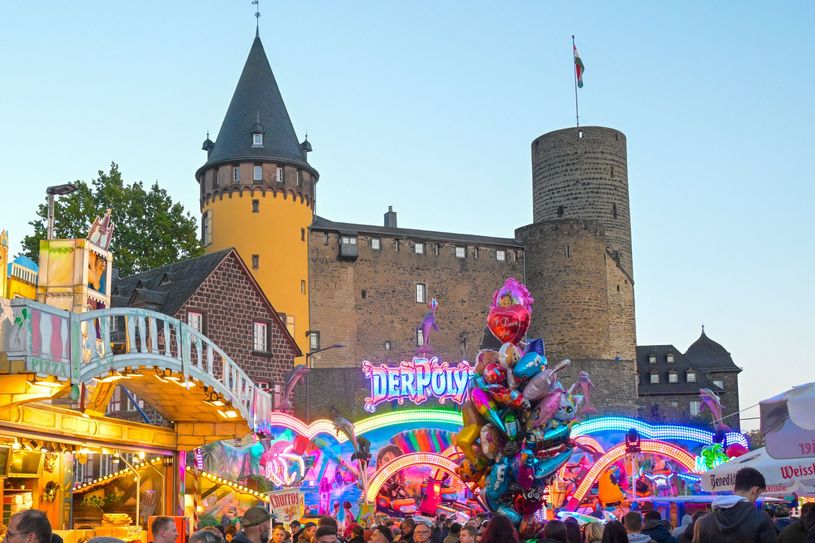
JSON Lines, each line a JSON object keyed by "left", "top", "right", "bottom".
{"left": 518, "top": 126, "right": 637, "bottom": 414}
{"left": 531, "top": 126, "right": 633, "bottom": 279}
{"left": 196, "top": 35, "right": 317, "bottom": 356}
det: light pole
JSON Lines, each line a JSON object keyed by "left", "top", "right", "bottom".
{"left": 46, "top": 183, "right": 78, "bottom": 240}
{"left": 304, "top": 343, "right": 345, "bottom": 421}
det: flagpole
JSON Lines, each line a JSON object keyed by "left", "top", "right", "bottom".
{"left": 572, "top": 35, "right": 580, "bottom": 128}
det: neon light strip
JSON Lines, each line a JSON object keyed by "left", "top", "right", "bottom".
{"left": 572, "top": 417, "right": 747, "bottom": 448}
{"left": 265, "top": 409, "right": 462, "bottom": 444}
{"left": 556, "top": 435, "right": 606, "bottom": 479}
{"left": 365, "top": 452, "right": 464, "bottom": 502}
{"left": 572, "top": 440, "right": 697, "bottom": 503}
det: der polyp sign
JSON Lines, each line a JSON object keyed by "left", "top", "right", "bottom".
{"left": 362, "top": 357, "right": 473, "bottom": 413}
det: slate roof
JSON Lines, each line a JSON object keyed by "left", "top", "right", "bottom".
{"left": 197, "top": 36, "right": 315, "bottom": 176}
{"left": 684, "top": 330, "right": 741, "bottom": 372}
{"left": 636, "top": 344, "right": 722, "bottom": 395}
{"left": 311, "top": 215, "right": 523, "bottom": 247}
{"left": 111, "top": 250, "right": 232, "bottom": 315}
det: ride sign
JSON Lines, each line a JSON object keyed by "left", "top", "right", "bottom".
{"left": 362, "top": 357, "right": 473, "bottom": 412}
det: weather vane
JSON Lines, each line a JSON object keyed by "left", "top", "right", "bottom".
{"left": 252, "top": 0, "right": 260, "bottom": 35}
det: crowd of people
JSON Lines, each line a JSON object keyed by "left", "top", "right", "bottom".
{"left": 5, "top": 469, "right": 815, "bottom": 543}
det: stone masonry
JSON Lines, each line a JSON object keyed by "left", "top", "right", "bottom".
{"left": 308, "top": 230, "right": 523, "bottom": 368}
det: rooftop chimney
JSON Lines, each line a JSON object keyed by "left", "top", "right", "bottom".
{"left": 384, "top": 206, "right": 397, "bottom": 228}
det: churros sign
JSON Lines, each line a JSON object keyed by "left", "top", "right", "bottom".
{"left": 362, "top": 357, "right": 473, "bottom": 412}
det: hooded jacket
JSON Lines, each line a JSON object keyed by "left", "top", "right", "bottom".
{"left": 779, "top": 519, "right": 807, "bottom": 543}
{"left": 695, "top": 496, "right": 778, "bottom": 543}
{"left": 627, "top": 533, "right": 656, "bottom": 543}
{"left": 642, "top": 520, "right": 678, "bottom": 543}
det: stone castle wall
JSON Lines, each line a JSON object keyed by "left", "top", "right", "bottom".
{"left": 308, "top": 231, "right": 523, "bottom": 368}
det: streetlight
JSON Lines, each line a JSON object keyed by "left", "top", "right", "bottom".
{"left": 46, "top": 183, "right": 77, "bottom": 240}
{"left": 304, "top": 343, "right": 345, "bottom": 421}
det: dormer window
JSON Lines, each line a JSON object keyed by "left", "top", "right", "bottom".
{"left": 667, "top": 353, "right": 675, "bottom": 363}
{"left": 649, "top": 371, "right": 660, "bottom": 384}
{"left": 648, "top": 354, "right": 656, "bottom": 364}
{"left": 668, "top": 370, "right": 679, "bottom": 384}
{"left": 253, "top": 133, "right": 263, "bottom": 147}
{"left": 686, "top": 371, "right": 697, "bottom": 383}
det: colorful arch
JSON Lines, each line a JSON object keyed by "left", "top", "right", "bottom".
{"left": 572, "top": 417, "right": 747, "bottom": 448}
{"left": 571, "top": 440, "right": 697, "bottom": 505}
{"left": 264, "top": 409, "right": 463, "bottom": 444}
{"left": 365, "top": 452, "right": 464, "bottom": 503}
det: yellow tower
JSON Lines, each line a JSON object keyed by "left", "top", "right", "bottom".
{"left": 196, "top": 34, "right": 317, "bottom": 357}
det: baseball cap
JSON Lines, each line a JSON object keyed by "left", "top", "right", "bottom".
{"left": 242, "top": 507, "right": 271, "bottom": 527}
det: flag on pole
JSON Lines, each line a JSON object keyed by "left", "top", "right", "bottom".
{"left": 573, "top": 44, "right": 585, "bottom": 88}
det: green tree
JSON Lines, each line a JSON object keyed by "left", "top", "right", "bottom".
{"left": 22, "top": 163, "right": 203, "bottom": 277}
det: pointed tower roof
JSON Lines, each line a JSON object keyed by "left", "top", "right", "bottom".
{"left": 198, "top": 36, "right": 316, "bottom": 176}
{"left": 684, "top": 329, "right": 740, "bottom": 371}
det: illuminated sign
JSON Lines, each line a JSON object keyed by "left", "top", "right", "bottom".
{"left": 362, "top": 357, "right": 473, "bottom": 413}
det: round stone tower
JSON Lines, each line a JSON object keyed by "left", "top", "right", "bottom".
{"left": 196, "top": 35, "right": 317, "bottom": 356}
{"left": 518, "top": 125, "right": 637, "bottom": 414}
{"left": 531, "top": 126, "right": 633, "bottom": 279}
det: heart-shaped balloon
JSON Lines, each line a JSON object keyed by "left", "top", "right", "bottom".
{"left": 487, "top": 304, "right": 531, "bottom": 344}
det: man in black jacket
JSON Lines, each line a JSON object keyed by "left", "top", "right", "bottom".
{"left": 695, "top": 467, "right": 778, "bottom": 543}
{"left": 642, "top": 510, "right": 678, "bottom": 543}
{"left": 779, "top": 503, "right": 815, "bottom": 543}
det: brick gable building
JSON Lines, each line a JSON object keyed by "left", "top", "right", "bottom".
{"left": 109, "top": 248, "right": 300, "bottom": 423}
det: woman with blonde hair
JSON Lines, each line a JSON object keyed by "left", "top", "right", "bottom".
{"left": 583, "top": 522, "right": 604, "bottom": 543}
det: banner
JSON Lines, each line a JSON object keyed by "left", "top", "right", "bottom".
{"left": 268, "top": 489, "right": 304, "bottom": 523}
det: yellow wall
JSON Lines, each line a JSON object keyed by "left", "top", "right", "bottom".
{"left": 7, "top": 277, "right": 36, "bottom": 300}
{"left": 204, "top": 189, "right": 311, "bottom": 357}
{"left": 0, "top": 230, "right": 7, "bottom": 299}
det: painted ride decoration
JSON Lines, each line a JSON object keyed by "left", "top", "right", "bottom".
{"left": 454, "top": 277, "right": 594, "bottom": 530}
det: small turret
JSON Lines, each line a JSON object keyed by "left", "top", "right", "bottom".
{"left": 202, "top": 132, "right": 215, "bottom": 157}
{"left": 300, "top": 135, "right": 312, "bottom": 158}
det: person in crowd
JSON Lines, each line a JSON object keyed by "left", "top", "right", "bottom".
{"left": 641, "top": 511, "right": 677, "bottom": 543}
{"left": 400, "top": 519, "right": 416, "bottom": 543}
{"left": 538, "top": 520, "right": 569, "bottom": 543}
{"left": 695, "top": 467, "right": 777, "bottom": 543}
{"left": 412, "top": 523, "right": 431, "bottom": 543}
{"left": 226, "top": 526, "right": 238, "bottom": 543}
{"left": 291, "top": 522, "right": 302, "bottom": 543}
{"left": 320, "top": 518, "right": 340, "bottom": 530}
{"left": 780, "top": 503, "right": 815, "bottom": 543}
{"left": 232, "top": 507, "right": 271, "bottom": 543}
{"left": 314, "top": 527, "right": 339, "bottom": 543}
{"left": 7, "top": 510, "right": 52, "bottom": 543}
{"left": 86, "top": 538, "right": 124, "bottom": 543}
{"left": 582, "top": 521, "right": 604, "bottom": 543}
{"left": 564, "top": 518, "right": 581, "bottom": 543}
{"left": 347, "top": 526, "right": 364, "bottom": 543}
{"left": 676, "top": 511, "right": 706, "bottom": 543}
{"left": 151, "top": 517, "right": 180, "bottom": 543}
{"left": 623, "top": 512, "right": 655, "bottom": 543}
{"left": 370, "top": 525, "right": 394, "bottom": 543}
{"left": 298, "top": 523, "right": 317, "bottom": 543}
{"left": 442, "top": 524, "right": 460, "bottom": 543}
{"left": 431, "top": 517, "right": 447, "bottom": 543}
{"left": 772, "top": 506, "right": 794, "bottom": 534}
{"left": 671, "top": 515, "right": 691, "bottom": 539}
{"left": 459, "top": 526, "right": 476, "bottom": 543}
{"left": 600, "top": 520, "right": 629, "bottom": 543}
{"left": 271, "top": 525, "right": 288, "bottom": 543}
{"left": 191, "top": 529, "right": 225, "bottom": 543}
{"left": 391, "top": 527, "right": 401, "bottom": 543}
{"left": 479, "top": 515, "right": 517, "bottom": 543}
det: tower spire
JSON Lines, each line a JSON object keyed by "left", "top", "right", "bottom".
{"left": 252, "top": 0, "right": 260, "bottom": 37}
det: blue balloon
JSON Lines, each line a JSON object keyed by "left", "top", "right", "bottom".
{"left": 533, "top": 447, "right": 573, "bottom": 480}
{"left": 513, "top": 352, "right": 545, "bottom": 381}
